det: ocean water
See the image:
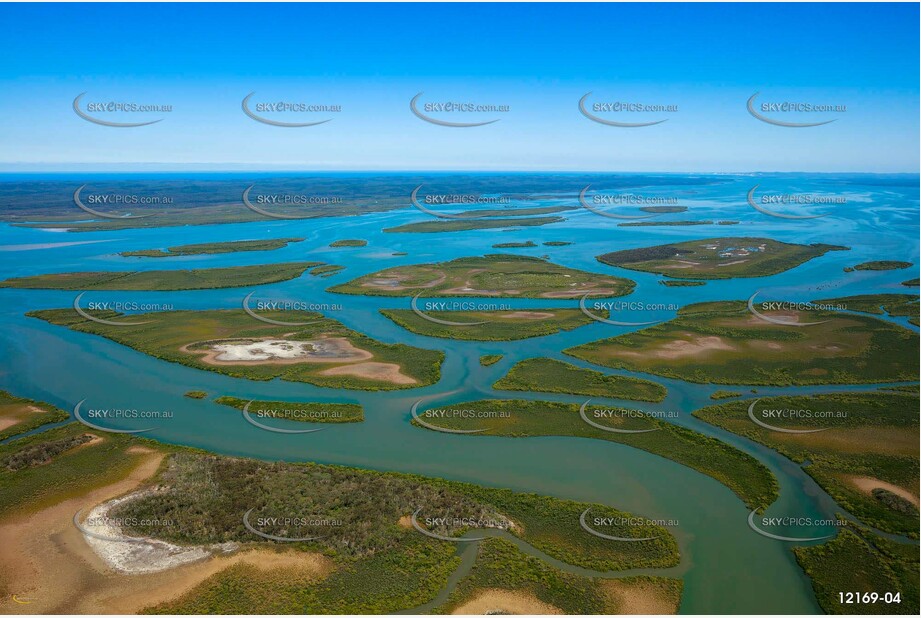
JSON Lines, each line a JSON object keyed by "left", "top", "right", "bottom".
{"left": 0, "top": 172, "right": 917, "bottom": 613}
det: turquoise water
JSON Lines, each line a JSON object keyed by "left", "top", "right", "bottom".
{"left": 0, "top": 173, "right": 917, "bottom": 613}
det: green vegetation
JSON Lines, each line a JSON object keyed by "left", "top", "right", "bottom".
{"left": 793, "top": 521, "right": 918, "bottom": 615}
{"left": 492, "top": 240, "right": 537, "bottom": 248}
{"left": 380, "top": 308, "right": 607, "bottom": 341}
{"left": 384, "top": 216, "right": 563, "bottom": 234}
{"left": 120, "top": 238, "right": 304, "bottom": 258}
{"left": 845, "top": 261, "right": 913, "bottom": 272}
{"left": 117, "top": 452, "right": 678, "bottom": 574}
{"left": 443, "top": 538, "right": 683, "bottom": 614}
{"left": 660, "top": 280, "right": 705, "bottom": 287}
{"left": 309, "top": 264, "right": 345, "bottom": 278}
{"left": 902, "top": 278, "right": 919, "bottom": 287}
{"left": 709, "top": 390, "right": 742, "bottom": 400}
{"left": 184, "top": 390, "right": 207, "bottom": 399}
{"left": 330, "top": 254, "right": 635, "bottom": 299}
{"left": 2, "top": 433, "right": 93, "bottom": 471}
{"left": 413, "top": 398, "right": 777, "bottom": 511}
{"left": 28, "top": 308, "right": 443, "bottom": 391}
{"left": 0, "top": 390, "right": 69, "bottom": 441}
{"left": 479, "top": 354, "right": 503, "bottom": 366}
{"left": 565, "top": 300, "right": 919, "bottom": 386}
{"left": 329, "top": 239, "right": 368, "bottom": 247}
{"left": 495, "top": 358, "right": 666, "bottom": 402}
{"left": 0, "top": 262, "right": 325, "bottom": 291}
{"left": 694, "top": 392, "right": 919, "bottom": 536}
{"left": 639, "top": 205, "right": 687, "bottom": 213}
{"left": 0, "top": 422, "right": 159, "bottom": 517}
{"left": 214, "top": 396, "right": 364, "bottom": 423}
{"left": 543, "top": 241, "right": 572, "bottom": 246}
{"left": 815, "top": 293, "right": 920, "bottom": 326}
{"left": 597, "top": 237, "right": 848, "bottom": 280}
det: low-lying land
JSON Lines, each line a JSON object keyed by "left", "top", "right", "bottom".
{"left": 494, "top": 358, "right": 666, "bottom": 402}
{"left": 0, "top": 262, "right": 330, "bottom": 291}
{"left": 28, "top": 308, "right": 443, "bottom": 390}
{"left": 844, "top": 260, "right": 913, "bottom": 272}
{"left": 329, "top": 239, "right": 368, "bottom": 248}
{"left": 693, "top": 392, "right": 919, "bottom": 537}
{"left": 380, "top": 308, "right": 607, "bottom": 341}
{"left": 0, "top": 416, "right": 681, "bottom": 614}
{"left": 564, "top": 300, "right": 919, "bottom": 386}
{"left": 479, "top": 354, "right": 503, "bottom": 366}
{"left": 412, "top": 398, "right": 777, "bottom": 511}
{"left": 640, "top": 206, "right": 687, "bottom": 213}
{"left": 384, "top": 216, "right": 563, "bottom": 233}
{"left": 329, "top": 254, "right": 635, "bottom": 299}
{"left": 492, "top": 240, "right": 537, "bottom": 248}
{"left": 120, "top": 238, "right": 304, "bottom": 258}
{"left": 443, "top": 538, "right": 683, "bottom": 614}
{"left": 0, "top": 390, "right": 69, "bottom": 441}
{"left": 660, "top": 280, "right": 706, "bottom": 287}
{"left": 793, "top": 521, "right": 918, "bottom": 615}
{"left": 596, "top": 237, "right": 847, "bottom": 279}
{"left": 814, "top": 293, "right": 920, "bottom": 326}
{"left": 214, "top": 396, "right": 364, "bottom": 423}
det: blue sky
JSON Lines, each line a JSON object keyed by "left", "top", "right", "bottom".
{"left": 0, "top": 2, "right": 917, "bottom": 172}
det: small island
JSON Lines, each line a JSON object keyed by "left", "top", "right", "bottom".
{"left": 380, "top": 308, "right": 607, "bottom": 341}
{"left": 492, "top": 240, "right": 537, "bottom": 248}
{"left": 28, "top": 308, "right": 443, "bottom": 390}
{"left": 494, "top": 358, "right": 666, "bottom": 402}
{"left": 0, "top": 262, "right": 331, "bottom": 291}
{"left": 844, "top": 260, "right": 913, "bottom": 272}
{"left": 479, "top": 354, "right": 503, "bottom": 366}
{"left": 596, "top": 237, "right": 848, "bottom": 279}
{"left": 329, "top": 254, "right": 635, "bottom": 299}
{"left": 214, "top": 396, "right": 364, "bottom": 423}
{"left": 329, "top": 239, "right": 368, "bottom": 248}
{"left": 121, "top": 237, "right": 304, "bottom": 258}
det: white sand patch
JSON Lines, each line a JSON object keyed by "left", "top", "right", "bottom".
{"left": 212, "top": 339, "right": 318, "bottom": 361}
{"left": 80, "top": 490, "right": 236, "bottom": 574}
{"left": 184, "top": 337, "right": 372, "bottom": 366}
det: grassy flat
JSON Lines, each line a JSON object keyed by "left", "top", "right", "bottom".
{"left": 694, "top": 392, "right": 919, "bottom": 536}
{"left": 0, "top": 390, "right": 69, "bottom": 442}
{"left": 28, "top": 308, "right": 443, "bottom": 391}
{"left": 411, "top": 398, "right": 777, "bottom": 510}
{"left": 0, "top": 262, "right": 326, "bottom": 291}
{"left": 597, "top": 237, "right": 847, "bottom": 279}
{"left": 494, "top": 358, "right": 666, "bottom": 402}
{"left": 815, "top": 293, "right": 919, "bottom": 326}
{"left": 330, "top": 254, "right": 635, "bottom": 299}
{"left": 492, "top": 240, "right": 537, "bottom": 248}
{"left": 380, "top": 308, "right": 606, "bottom": 341}
{"left": 479, "top": 354, "right": 503, "bottom": 366}
{"left": 120, "top": 237, "right": 304, "bottom": 258}
{"left": 384, "top": 216, "right": 563, "bottom": 233}
{"left": 793, "top": 522, "right": 918, "bottom": 615}
{"left": 214, "top": 396, "right": 364, "bottom": 423}
{"left": 564, "top": 300, "right": 919, "bottom": 386}
{"left": 443, "top": 538, "right": 683, "bottom": 614}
